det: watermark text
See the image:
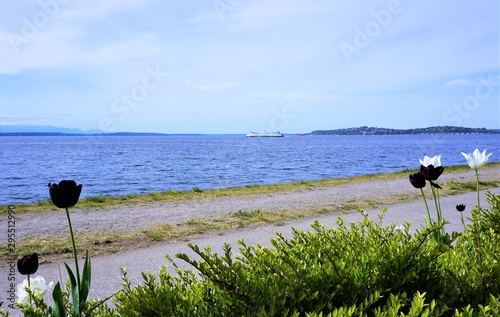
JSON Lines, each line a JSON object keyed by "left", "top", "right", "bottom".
{"left": 99, "top": 65, "right": 168, "bottom": 132}
{"left": 7, "top": 0, "right": 70, "bottom": 53}
{"left": 5, "top": 205, "right": 17, "bottom": 309}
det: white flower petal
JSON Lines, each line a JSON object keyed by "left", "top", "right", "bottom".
{"left": 462, "top": 149, "right": 492, "bottom": 169}
{"left": 433, "top": 155, "right": 442, "bottom": 167}
{"left": 420, "top": 155, "right": 441, "bottom": 167}
{"left": 419, "top": 156, "right": 428, "bottom": 166}
{"left": 16, "top": 276, "right": 53, "bottom": 304}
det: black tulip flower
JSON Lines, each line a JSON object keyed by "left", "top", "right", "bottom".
{"left": 409, "top": 172, "right": 426, "bottom": 188}
{"left": 456, "top": 204, "right": 466, "bottom": 212}
{"left": 48, "top": 180, "right": 82, "bottom": 208}
{"left": 17, "top": 253, "right": 38, "bottom": 275}
{"left": 420, "top": 164, "right": 444, "bottom": 181}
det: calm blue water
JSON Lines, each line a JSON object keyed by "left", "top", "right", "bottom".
{"left": 1, "top": 134, "right": 499, "bottom": 204}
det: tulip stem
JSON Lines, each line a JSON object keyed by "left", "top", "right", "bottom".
{"left": 430, "top": 186, "right": 441, "bottom": 224}
{"left": 475, "top": 169, "right": 481, "bottom": 210}
{"left": 27, "top": 274, "right": 32, "bottom": 306}
{"left": 65, "top": 207, "right": 81, "bottom": 293}
{"left": 420, "top": 188, "right": 432, "bottom": 225}
{"left": 430, "top": 184, "right": 445, "bottom": 239}
{"left": 473, "top": 168, "right": 484, "bottom": 300}
{"left": 459, "top": 211, "right": 467, "bottom": 233}
{"left": 435, "top": 186, "right": 442, "bottom": 225}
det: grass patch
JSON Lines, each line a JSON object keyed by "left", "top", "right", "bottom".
{"left": 142, "top": 224, "right": 175, "bottom": 241}
{"left": 447, "top": 180, "right": 500, "bottom": 192}
{"left": 83, "top": 194, "right": 107, "bottom": 204}
{"left": 192, "top": 187, "right": 203, "bottom": 193}
{"left": 0, "top": 231, "right": 128, "bottom": 261}
{"left": 233, "top": 209, "right": 264, "bottom": 219}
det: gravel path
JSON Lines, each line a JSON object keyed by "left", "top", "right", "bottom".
{"left": 4, "top": 168, "right": 498, "bottom": 243}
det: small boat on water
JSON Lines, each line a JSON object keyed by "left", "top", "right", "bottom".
{"left": 246, "top": 130, "right": 284, "bottom": 137}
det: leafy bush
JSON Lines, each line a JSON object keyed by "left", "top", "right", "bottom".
{"left": 175, "top": 212, "right": 451, "bottom": 316}
{"left": 478, "top": 192, "right": 500, "bottom": 234}
{"left": 110, "top": 266, "right": 225, "bottom": 316}
{"left": 95, "top": 195, "right": 497, "bottom": 316}
{"left": 436, "top": 192, "right": 500, "bottom": 310}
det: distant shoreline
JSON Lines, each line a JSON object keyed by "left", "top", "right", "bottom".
{"left": 1, "top": 125, "right": 499, "bottom": 136}
{"left": 1, "top": 132, "right": 499, "bottom": 137}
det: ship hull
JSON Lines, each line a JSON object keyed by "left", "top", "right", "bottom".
{"left": 246, "top": 131, "right": 284, "bottom": 137}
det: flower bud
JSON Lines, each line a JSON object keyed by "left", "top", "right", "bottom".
{"left": 17, "top": 253, "right": 38, "bottom": 275}
{"left": 48, "top": 180, "right": 82, "bottom": 208}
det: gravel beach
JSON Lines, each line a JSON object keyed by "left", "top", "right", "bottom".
{"left": 5, "top": 167, "right": 499, "bottom": 241}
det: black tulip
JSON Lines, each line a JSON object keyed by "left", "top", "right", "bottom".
{"left": 420, "top": 164, "right": 444, "bottom": 181}
{"left": 48, "top": 180, "right": 82, "bottom": 208}
{"left": 17, "top": 253, "right": 38, "bottom": 275}
{"left": 409, "top": 172, "right": 426, "bottom": 188}
{"left": 456, "top": 204, "right": 466, "bottom": 212}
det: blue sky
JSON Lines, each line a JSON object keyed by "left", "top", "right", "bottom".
{"left": 0, "top": 0, "right": 498, "bottom": 134}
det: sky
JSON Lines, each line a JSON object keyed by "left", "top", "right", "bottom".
{"left": 0, "top": 0, "right": 498, "bottom": 134}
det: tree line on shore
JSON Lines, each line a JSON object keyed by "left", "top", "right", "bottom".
{"left": 309, "top": 126, "right": 500, "bottom": 135}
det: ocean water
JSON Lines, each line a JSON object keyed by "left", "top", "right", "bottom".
{"left": 1, "top": 134, "right": 499, "bottom": 204}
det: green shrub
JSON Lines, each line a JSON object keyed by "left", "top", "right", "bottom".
{"left": 176, "top": 211, "right": 453, "bottom": 316}
{"left": 437, "top": 193, "right": 500, "bottom": 310}
{"left": 478, "top": 192, "right": 500, "bottom": 234}
{"left": 111, "top": 265, "right": 231, "bottom": 316}
{"left": 4, "top": 195, "right": 499, "bottom": 317}
{"left": 104, "top": 196, "right": 500, "bottom": 316}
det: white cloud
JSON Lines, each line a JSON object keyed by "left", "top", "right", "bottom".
{"left": 0, "top": 0, "right": 164, "bottom": 74}
{"left": 195, "top": 82, "right": 241, "bottom": 91}
{"left": 250, "top": 92, "right": 341, "bottom": 103}
{"left": 0, "top": 33, "right": 162, "bottom": 74}
{"left": 444, "top": 76, "right": 499, "bottom": 88}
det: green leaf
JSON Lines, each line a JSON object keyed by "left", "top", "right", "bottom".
{"left": 52, "top": 282, "right": 66, "bottom": 317}
{"left": 80, "top": 250, "right": 92, "bottom": 304}
{"left": 65, "top": 263, "right": 80, "bottom": 317}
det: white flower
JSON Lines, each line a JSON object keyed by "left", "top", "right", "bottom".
{"left": 419, "top": 155, "right": 442, "bottom": 167}
{"left": 461, "top": 149, "right": 493, "bottom": 169}
{"left": 16, "top": 275, "right": 54, "bottom": 305}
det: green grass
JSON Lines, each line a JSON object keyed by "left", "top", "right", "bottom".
{"left": 192, "top": 187, "right": 203, "bottom": 193}
{"left": 84, "top": 194, "right": 107, "bottom": 204}
{"left": 447, "top": 180, "right": 500, "bottom": 192}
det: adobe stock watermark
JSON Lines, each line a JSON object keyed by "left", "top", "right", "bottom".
{"left": 213, "top": 0, "right": 245, "bottom": 20}
{"left": 7, "top": 0, "right": 70, "bottom": 53}
{"left": 5, "top": 205, "right": 17, "bottom": 310}
{"left": 269, "top": 106, "right": 295, "bottom": 132}
{"left": 99, "top": 65, "right": 168, "bottom": 132}
{"left": 339, "top": 0, "right": 403, "bottom": 63}
{"left": 443, "top": 75, "right": 498, "bottom": 126}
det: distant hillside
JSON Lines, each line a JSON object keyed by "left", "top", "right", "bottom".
{"left": 0, "top": 125, "right": 103, "bottom": 134}
{"left": 309, "top": 126, "right": 500, "bottom": 135}
{"left": 0, "top": 125, "right": 206, "bottom": 136}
